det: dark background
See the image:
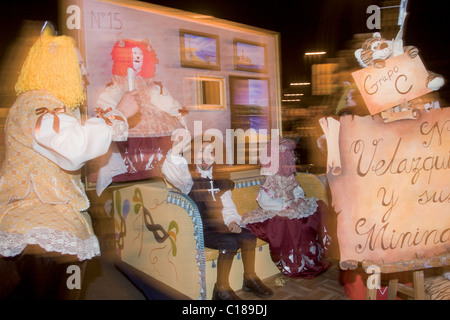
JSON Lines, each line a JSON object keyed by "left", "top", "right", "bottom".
{"left": 1, "top": 0, "right": 448, "bottom": 98}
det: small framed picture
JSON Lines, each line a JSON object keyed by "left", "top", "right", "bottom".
{"left": 180, "top": 29, "right": 220, "bottom": 70}
{"left": 229, "top": 75, "right": 271, "bottom": 131}
{"left": 196, "top": 75, "right": 226, "bottom": 110}
{"left": 234, "top": 39, "right": 267, "bottom": 73}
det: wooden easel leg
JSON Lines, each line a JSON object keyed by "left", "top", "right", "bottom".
{"left": 413, "top": 270, "right": 425, "bottom": 300}
{"left": 366, "top": 288, "right": 377, "bottom": 300}
{"left": 387, "top": 279, "right": 398, "bottom": 300}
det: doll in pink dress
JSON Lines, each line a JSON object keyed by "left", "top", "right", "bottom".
{"left": 242, "top": 138, "right": 330, "bottom": 278}
{"left": 94, "top": 38, "right": 187, "bottom": 186}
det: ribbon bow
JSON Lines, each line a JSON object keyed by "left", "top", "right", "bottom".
{"left": 178, "top": 106, "right": 189, "bottom": 117}
{"left": 95, "top": 107, "right": 125, "bottom": 126}
{"left": 35, "top": 106, "right": 66, "bottom": 137}
{"left": 153, "top": 81, "right": 164, "bottom": 94}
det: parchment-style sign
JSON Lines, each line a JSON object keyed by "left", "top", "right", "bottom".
{"left": 320, "top": 108, "right": 450, "bottom": 267}
{"left": 352, "top": 53, "right": 432, "bottom": 115}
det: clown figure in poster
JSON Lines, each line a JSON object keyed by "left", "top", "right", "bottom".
{"left": 97, "top": 38, "right": 187, "bottom": 135}
{"left": 94, "top": 38, "right": 188, "bottom": 188}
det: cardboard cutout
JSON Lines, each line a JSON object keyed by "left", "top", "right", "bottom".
{"left": 320, "top": 109, "right": 450, "bottom": 268}
{"left": 352, "top": 31, "right": 444, "bottom": 123}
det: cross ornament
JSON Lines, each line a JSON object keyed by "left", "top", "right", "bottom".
{"left": 207, "top": 180, "right": 220, "bottom": 201}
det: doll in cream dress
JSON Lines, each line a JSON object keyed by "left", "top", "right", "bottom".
{"left": 0, "top": 28, "right": 139, "bottom": 299}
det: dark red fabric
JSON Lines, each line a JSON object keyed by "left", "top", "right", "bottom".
{"left": 245, "top": 200, "right": 329, "bottom": 278}
{"left": 112, "top": 136, "right": 172, "bottom": 182}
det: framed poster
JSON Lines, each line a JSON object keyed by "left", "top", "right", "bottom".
{"left": 180, "top": 29, "right": 220, "bottom": 70}
{"left": 58, "top": 0, "right": 281, "bottom": 192}
{"left": 234, "top": 39, "right": 267, "bottom": 73}
{"left": 229, "top": 75, "right": 271, "bottom": 165}
{"left": 229, "top": 75, "right": 271, "bottom": 131}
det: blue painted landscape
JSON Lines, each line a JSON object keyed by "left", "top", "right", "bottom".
{"left": 184, "top": 34, "right": 217, "bottom": 64}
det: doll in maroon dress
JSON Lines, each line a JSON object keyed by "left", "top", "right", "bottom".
{"left": 242, "top": 138, "right": 330, "bottom": 278}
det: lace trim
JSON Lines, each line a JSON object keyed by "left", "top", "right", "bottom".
{"left": 70, "top": 179, "right": 90, "bottom": 212}
{"left": 242, "top": 196, "right": 318, "bottom": 226}
{"left": 5, "top": 177, "right": 90, "bottom": 213}
{"left": 0, "top": 228, "right": 100, "bottom": 261}
{"left": 196, "top": 165, "right": 213, "bottom": 179}
{"left": 0, "top": 179, "right": 31, "bottom": 205}
{"left": 30, "top": 176, "right": 68, "bottom": 205}
{"left": 261, "top": 175, "right": 300, "bottom": 202}
{"left": 106, "top": 108, "right": 129, "bottom": 141}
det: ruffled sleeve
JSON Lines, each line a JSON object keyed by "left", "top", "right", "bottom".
{"left": 220, "top": 190, "right": 242, "bottom": 226}
{"left": 33, "top": 109, "right": 128, "bottom": 171}
{"left": 257, "top": 188, "right": 286, "bottom": 211}
{"left": 161, "top": 150, "right": 194, "bottom": 194}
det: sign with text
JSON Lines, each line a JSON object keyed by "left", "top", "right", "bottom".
{"left": 324, "top": 108, "right": 450, "bottom": 266}
{"left": 352, "top": 53, "right": 432, "bottom": 115}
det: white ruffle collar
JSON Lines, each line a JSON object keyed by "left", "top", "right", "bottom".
{"left": 196, "top": 165, "right": 213, "bottom": 180}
